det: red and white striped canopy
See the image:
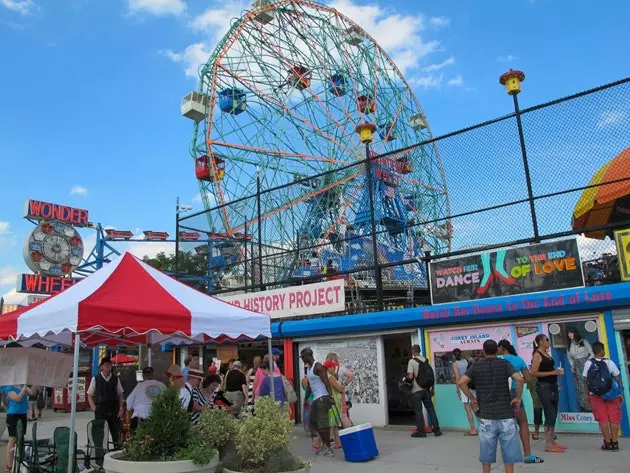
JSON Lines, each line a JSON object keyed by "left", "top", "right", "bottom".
{"left": 0, "top": 252, "right": 270, "bottom": 346}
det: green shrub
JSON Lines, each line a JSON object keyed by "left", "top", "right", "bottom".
{"left": 199, "top": 404, "right": 238, "bottom": 452}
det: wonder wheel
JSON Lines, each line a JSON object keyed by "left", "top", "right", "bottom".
{"left": 182, "top": 0, "right": 451, "bottom": 288}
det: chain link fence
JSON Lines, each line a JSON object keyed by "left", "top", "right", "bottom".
{"left": 178, "top": 77, "right": 630, "bottom": 315}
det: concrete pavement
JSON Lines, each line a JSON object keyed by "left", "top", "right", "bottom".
{"left": 2, "top": 410, "right": 629, "bottom": 473}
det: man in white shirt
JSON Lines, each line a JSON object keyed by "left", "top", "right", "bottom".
{"left": 126, "top": 367, "right": 165, "bottom": 432}
{"left": 87, "top": 357, "right": 124, "bottom": 446}
{"left": 167, "top": 365, "right": 193, "bottom": 412}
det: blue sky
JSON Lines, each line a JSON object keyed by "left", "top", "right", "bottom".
{"left": 0, "top": 0, "right": 628, "bottom": 302}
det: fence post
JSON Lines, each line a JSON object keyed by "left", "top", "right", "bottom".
{"left": 500, "top": 69, "right": 540, "bottom": 242}
{"left": 256, "top": 167, "right": 264, "bottom": 290}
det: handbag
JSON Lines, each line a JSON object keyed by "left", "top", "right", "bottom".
{"left": 282, "top": 376, "right": 298, "bottom": 404}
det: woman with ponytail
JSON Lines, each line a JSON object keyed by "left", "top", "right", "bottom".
{"left": 530, "top": 334, "right": 565, "bottom": 453}
{"left": 497, "top": 340, "right": 543, "bottom": 464}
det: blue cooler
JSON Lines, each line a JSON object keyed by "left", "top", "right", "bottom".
{"left": 339, "top": 423, "right": 379, "bottom": 462}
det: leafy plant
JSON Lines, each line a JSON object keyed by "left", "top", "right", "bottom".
{"left": 199, "top": 404, "right": 238, "bottom": 452}
{"left": 235, "top": 397, "right": 295, "bottom": 470}
{"left": 124, "top": 386, "right": 216, "bottom": 465}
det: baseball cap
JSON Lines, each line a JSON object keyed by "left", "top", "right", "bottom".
{"left": 166, "top": 365, "right": 184, "bottom": 378}
{"left": 208, "top": 365, "right": 218, "bottom": 374}
{"left": 323, "top": 360, "right": 338, "bottom": 369}
{"left": 272, "top": 348, "right": 283, "bottom": 356}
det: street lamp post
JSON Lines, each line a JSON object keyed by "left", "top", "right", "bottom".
{"left": 500, "top": 69, "right": 540, "bottom": 242}
{"left": 356, "top": 122, "right": 383, "bottom": 310}
{"left": 175, "top": 198, "right": 193, "bottom": 278}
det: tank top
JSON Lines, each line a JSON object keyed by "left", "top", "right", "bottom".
{"left": 307, "top": 362, "right": 328, "bottom": 401}
{"left": 536, "top": 352, "right": 557, "bottom": 384}
{"left": 454, "top": 359, "right": 469, "bottom": 376}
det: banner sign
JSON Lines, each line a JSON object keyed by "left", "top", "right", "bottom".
{"left": 615, "top": 229, "right": 630, "bottom": 281}
{"left": 105, "top": 229, "right": 134, "bottom": 240}
{"left": 143, "top": 231, "right": 169, "bottom": 240}
{"left": 24, "top": 199, "right": 89, "bottom": 227}
{"left": 558, "top": 412, "right": 596, "bottom": 424}
{"left": 0, "top": 348, "right": 73, "bottom": 387}
{"left": 429, "top": 325, "right": 512, "bottom": 353}
{"left": 429, "top": 239, "right": 584, "bottom": 304}
{"left": 219, "top": 279, "right": 345, "bottom": 319}
{"left": 17, "top": 274, "right": 83, "bottom": 295}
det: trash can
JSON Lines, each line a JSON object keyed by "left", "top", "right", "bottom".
{"left": 339, "top": 423, "right": 379, "bottom": 462}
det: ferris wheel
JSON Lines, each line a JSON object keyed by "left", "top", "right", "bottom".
{"left": 181, "top": 0, "right": 451, "bottom": 286}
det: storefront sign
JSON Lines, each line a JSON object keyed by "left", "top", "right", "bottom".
{"left": 0, "top": 348, "right": 73, "bottom": 387}
{"left": 220, "top": 279, "right": 345, "bottom": 319}
{"left": 558, "top": 412, "right": 596, "bottom": 424}
{"left": 429, "top": 239, "right": 584, "bottom": 304}
{"left": 516, "top": 325, "right": 539, "bottom": 366}
{"left": 615, "top": 229, "right": 630, "bottom": 281}
{"left": 67, "top": 376, "right": 87, "bottom": 403}
{"left": 430, "top": 325, "right": 512, "bottom": 353}
{"left": 17, "top": 273, "right": 83, "bottom": 294}
{"left": 24, "top": 199, "right": 89, "bottom": 227}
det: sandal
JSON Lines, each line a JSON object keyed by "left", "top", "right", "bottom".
{"left": 531, "top": 434, "right": 540, "bottom": 440}
{"left": 554, "top": 443, "right": 567, "bottom": 450}
{"left": 465, "top": 431, "right": 478, "bottom": 436}
{"left": 524, "top": 455, "right": 544, "bottom": 464}
{"left": 544, "top": 446, "right": 565, "bottom": 453}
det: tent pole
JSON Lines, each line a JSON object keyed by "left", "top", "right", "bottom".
{"left": 267, "top": 338, "right": 274, "bottom": 401}
{"left": 68, "top": 332, "right": 81, "bottom": 473}
{"left": 147, "top": 344, "right": 152, "bottom": 368}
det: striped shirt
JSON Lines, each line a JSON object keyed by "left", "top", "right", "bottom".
{"left": 465, "top": 357, "right": 516, "bottom": 420}
{"left": 191, "top": 387, "right": 207, "bottom": 424}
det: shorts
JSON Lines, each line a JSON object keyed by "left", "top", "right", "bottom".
{"left": 460, "top": 389, "right": 476, "bottom": 403}
{"left": 28, "top": 400, "right": 38, "bottom": 412}
{"left": 309, "top": 395, "right": 331, "bottom": 431}
{"left": 590, "top": 394, "right": 622, "bottom": 424}
{"left": 510, "top": 389, "right": 524, "bottom": 413}
{"left": 6, "top": 414, "right": 27, "bottom": 438}
{"left": 478, "top": 418, "right": 523, "bottom": 465}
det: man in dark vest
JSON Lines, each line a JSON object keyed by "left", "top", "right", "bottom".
{"left": 87, "top": 357, "right": 124, "bottom": 447}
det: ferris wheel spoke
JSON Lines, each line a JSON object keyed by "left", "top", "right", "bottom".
{"left": 317, "top": 180, "right": 364, "bottom": 246}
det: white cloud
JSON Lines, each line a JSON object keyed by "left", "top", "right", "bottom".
{"left": 1, "top": 0, "right": 37, "bottom": 15}
{"left": 409, "top": 74, "right": 443, "bottom": 90}
{"left": 70, "top": 185, "right": 88, "bottom": 196}
{"left": 597, "top": 110, "right": 626, "bottom": 129}
{"left": 128, "top": 0, "right": 185, "bottom": 15}
{"left": 0, "top": 266, "right": 19, "bottom": 286}
{"left": 192, "top": 193, "right": 203, "bottom": 203}
{"left": 447, "top": 74, "right": 464, "bottom": 87}
{"left": 0, "top": 221, "right": 9, "bottom": 235}
{"left": 422, "top": 56, "right": 455, "bottom": 72}
{"left": 497, "top": 54, "right": 517, "bottom": 63}
{"left": 1, "top": 288, "right": 28, "bottom": 306}
{"left": 162, "top": 43, "right": 212, "bottom": 78}
{"left": 429, "top": 16, "right": 450, "bottom": 27}
{"left": 577, "top": 235, "right": 617, "bottom": 260}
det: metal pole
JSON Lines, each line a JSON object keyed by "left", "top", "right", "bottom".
{"left": 244, "top": 220, "right": 248, "bottom": 293}
{"left": 175, "top": 197, "right": 180, "bottom": 277}
{"left": 256, "top": 168, "right": 264, "bottom": 290}
{"left": 512, "top": 94, "right": 540, "bottom": 242}
{"left": 424, "top": 250, "right": 432, "bottom": 304}
{"left": 147, "top": 344, "right": 152, "bottom": 368}
{"left": 68, "top": 333, "right": 81, "bottom": 473}
{"left": 267, "top": 338, "right": 275, "bottom": 402}
{"left": 365, "top": 143, "right": 383, "bottom": 310}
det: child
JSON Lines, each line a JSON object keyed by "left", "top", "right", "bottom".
{"left": 582, "top": 342, "right": 623, "bottom": 452}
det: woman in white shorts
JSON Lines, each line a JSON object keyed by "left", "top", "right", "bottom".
{"left": 452, "top": 349, "right": 477, "bottom": 436}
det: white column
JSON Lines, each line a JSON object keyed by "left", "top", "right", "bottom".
{"left": 68, "top": 333, "right": 81, "bottom": 473}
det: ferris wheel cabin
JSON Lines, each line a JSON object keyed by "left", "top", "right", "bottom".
{"left": 195, "top": 155, "right": 225, "bottom": 182}
{"left": 357, "top": 95, "right": 376, "bottom": 114}
{"left": 409, "top": 113, "right": 427, "bottom": 131}
{"left": 329, "top": 73, "right": 348, "bottom": 96}
{"left": 251, "top": 0, "right": 274, "bottom": 24}
{"left": 218, "top": 88, "right": 247, "bottom": 115}
{"left": 378, "top": 122, "right": 397, "bottom": 141}
{"left": 344, "top": 26, "right": 364, "bottom": 46}
{"left": 288, "top": 65, "right": 312, "bottom": 90}
{"left": 181, "top": 92, "right": 209, "bottom": 122}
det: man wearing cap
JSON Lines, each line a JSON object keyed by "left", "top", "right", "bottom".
{"left": 87, "top": 357, "right": 124, "bottom": 446}
{"left": 126, "top": 367, "right": 166, "bottom": 432}
{"left": 166, "top": 365, "right": 195, "bottom": 413}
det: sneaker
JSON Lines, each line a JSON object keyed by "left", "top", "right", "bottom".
{"left": 433, "top": 429, "right": 443, "bottom": 437}
{"left": 411, "top": 432, "right": 427, "bottom": 438}
{"left": 611, "top": 442, "right": 619, "bottom": 452}
{"left": 321, "top": 446, "right": 335, "bottom": 457}
{"left": 601, "top": 442, "right": 614, "bottom": 452}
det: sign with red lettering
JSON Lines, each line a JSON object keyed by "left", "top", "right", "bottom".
{"left": 429, "top": 239, "right": 584, "bottom": 304}
{"left": 219, "top": 279, "right": 345, "bottom": 319}
{"left": 24, "top": 200, "right": 89, "bottom": 227}
{"left": 105, "top": 229, "right": 134, "bottom": 240}
{"left": 143, "top": 231, "right": 169, "bottom": 240}
{"left": 179, "top": 232, "right": 201, "bottom": 241}
{"left": 17, "top": 274, "right": 83, "bottom": 295}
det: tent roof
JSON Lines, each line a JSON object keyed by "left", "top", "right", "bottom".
{"left": 0, "top": 252, "right": 270, "bottom": 346}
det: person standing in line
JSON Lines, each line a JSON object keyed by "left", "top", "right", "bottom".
{"left": 254, "top": 354, "right": 281, "bottom": 398}
{"left": 87, "top": 357, "right": 124, "bottom": 447}
{"left": 258, "top": 361, "right": 287, "bottom": 406}
{"left": 497, "top": 340, "right": 544, "bottom": 464}
{"left": 181, "top": 356, "right": 194, "bottom": 381}
{"left": 452, "top": 348, "right": 477, "bottom": 436}
{"left": 325, "top": 353, "right": 354, "bottom": 428}
{"left": 2, "top": 384, "right": 32, "bottom": 472}
{"left": 246, "top": 356, "right": 262, "bottom": 406}
{"left": 188, "top": 369, "right": 206, "bottom": 424}
{"left": 224, "top": 361, "right": 247, "bottom": 416}
{"left": 458, "top": 339, "right": 524, "bottom": 473}
{"left": 407, "top": 345, "right": 442, "bottom": 438}
{"left": 301, "top": 348, "right": 335, "bottom": 457}
{"left": 27, "top": 386, "right": 39, "bottom": 422}
{"left": 530, "top": 334, "right": 566, "bottom": 453}
{"left": 126, "top": 367, "right": 166, "bottom": 433}
{"left": 166, "top": 365, "right": 194, "bottom": 412}
{"left": 583, "top": 342, "right": 623, "bottom": 452}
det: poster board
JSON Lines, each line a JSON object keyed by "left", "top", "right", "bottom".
{"left": 0, "top": 348, "right": 73, "bottom": 387}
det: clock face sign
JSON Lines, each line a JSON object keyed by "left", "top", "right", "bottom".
{"left": 24, "top": 220, "right": 84, "bottom": 276}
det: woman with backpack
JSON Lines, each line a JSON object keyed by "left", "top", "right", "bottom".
{"left": 452, "top": 349, "right": 477, "bottom": 436}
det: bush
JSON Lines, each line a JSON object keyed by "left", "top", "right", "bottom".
{"left": 124, "top": 386, "right": 216, "bottom": 465}
{"left": 199, "top": 405, "right": 238, "bottom": 453}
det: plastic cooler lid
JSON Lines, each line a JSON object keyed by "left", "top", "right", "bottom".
{"left": 339, "top": 423, "right": 373, "bottom": 436}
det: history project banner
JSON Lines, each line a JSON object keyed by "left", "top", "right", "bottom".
{"left": 429, "top": 239, "right": 584, "bottom": 304}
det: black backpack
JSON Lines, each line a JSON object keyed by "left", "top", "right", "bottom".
{"left": 586, "top": 358, "right": 613, "bottom": 396}
{"left": 413, "top": 357, "right": 435, "bottom": 389}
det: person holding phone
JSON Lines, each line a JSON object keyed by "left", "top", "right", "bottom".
{"left": 2, "top": 384, "right": 32, "bottom": 472}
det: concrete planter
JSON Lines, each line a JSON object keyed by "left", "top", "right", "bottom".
{"left": 104, "top": 451, "right": 219, "bottom": 473}
{"left": 222, "top": 467, "right": 309, "bottom": 473}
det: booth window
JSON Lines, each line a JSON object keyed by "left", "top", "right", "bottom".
{"left": 433, "top": 350, "right": 483, "bottom": 385}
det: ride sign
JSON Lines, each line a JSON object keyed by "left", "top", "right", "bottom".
{"left": 429, "top": 239, "right": 584, "bottom": 304}
{"left": 24, "top": 200, "right": 89, "bottom": 227}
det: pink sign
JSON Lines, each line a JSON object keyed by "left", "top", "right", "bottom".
{"left": 429, "top": 325, "right": 512, "bottom": 353}
{"left": 515, "top": 325, "right": 540, "bottom": 366}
